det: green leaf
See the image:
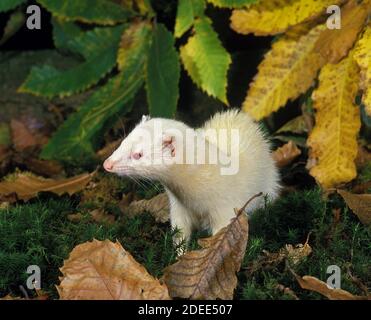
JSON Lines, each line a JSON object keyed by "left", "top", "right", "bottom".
{"left": 0, "top": 0, "right": 26, "bottom": 12}
{"left": 146, "top": 24, "right": 180, "bottom": 118}
{"left": 180, "top": 18, "right": 231, "bottom": 104}
{"left": 207, "top": 0, "right": 258, "bottom": 8}
{"left": 174, "top": 0, "right": 205, "bottom": 38}
{"left": 0, "top": 10, "right": 25, "bottom": 46}
{"left": 37, "top": 0, "right": 133, "bottom": 25}
{"left": 41, "top": 72, "right": 142, "bottom": 164}
{"left": 41, "top": 22, "right": 151, "bottom": 164}
{"left": 19, "top": 25, "right": 125, "bottom": 98}
{"left": 51, "top": 18, "right": 84, "bottom": 53}
{"left": 117, "top": 21, "right": 152, "bottom": 71}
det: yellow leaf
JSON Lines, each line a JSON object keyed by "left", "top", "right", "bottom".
{"left": 315, "top": 0, "right": 370, "bottom": 64}
{"left": 354, "top": 24, "right": 371, "bottom": 116}
{"left": 230, "top": 0, "right": 343, "bottom": 36}
{"left": 117, "top": 20, "right": 151, "bottom": 71}
{"left": 242, "top": 25, "right": 326, "bottom": 120}
{"left": 308, "top": 53, "right": 361, "bottom": 188}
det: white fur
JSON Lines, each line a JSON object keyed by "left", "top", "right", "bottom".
{"left": 105, "top": 110, "right": 280, "bottom": 246}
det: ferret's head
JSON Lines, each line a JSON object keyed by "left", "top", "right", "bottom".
{"left": 103, "top": 115, "right": 188, "bottom": 179}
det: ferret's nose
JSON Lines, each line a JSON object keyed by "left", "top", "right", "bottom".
{"left": 103, "top": 159, "right": 115, "bottom": 171}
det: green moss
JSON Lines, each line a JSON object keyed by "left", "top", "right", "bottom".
{"left": 0, "top": 197, "right": 176, "bottom": 298}
{"left": 238, "top": 189, "right": 370, "bottom": 300}
{"left": 1, "top": 187, "right": 369, "bottom": 300}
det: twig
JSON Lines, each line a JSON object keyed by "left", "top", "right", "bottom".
{"left": 237, "top": 192, "right": 263, "bottom": 216}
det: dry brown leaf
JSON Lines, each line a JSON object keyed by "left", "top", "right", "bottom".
{"left": 122, "top": 193, "right": 170, "bottom": 223}
{"left": 284, "top": 241, "right": 312, "bottom": 266}
{"left": 315, "top": 0, "right": 370, "bottom": 64}
{"left": 352, "top": 181, "right": 371, "bottom": 194}
{"left": 247, "top": 237, "right": 312, "bottom": 274}
{"left": 162, "top": 194, "right": 261, "bottom": 299}
{"left": 10, "top": 119, "right": 38, "bottom": 152}
{"left": 13, "top": 155, "right": 63, "bottom": 177}
{"left": 0, "top": 171, "right": 95, "bottom": 203}
{"left": 58, "top": 239, "right": 170, "bottom": 300}
{"left": 273, "top": 141, "right": 301, "bottom": 168}
{"left": 0, "top": 145, "right": 12, "bottom": 176}
{"left": 90, "top": 208, "right": 115, "bottom": 225}
{"left": 355, "top": 146, "right": 371, "bottom": 169}
{"left": 337, "top": 189, "right": 371, "bottom": 225}
{"left": 67, "top": 213, "right": 84, "bottom": 223}
{"left": 292, "top": 272, "right": 368, "bottom": 300}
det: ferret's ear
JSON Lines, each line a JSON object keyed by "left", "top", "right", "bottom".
{"left": 162, "top": 134, "right": 176, "bottom": 157}
{"left": 141, "top": 115, "right": 150, "bottom": 123}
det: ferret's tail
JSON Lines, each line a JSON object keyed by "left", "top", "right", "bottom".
{"left": 201, "top": 109, "right": 264, "bottom": 154}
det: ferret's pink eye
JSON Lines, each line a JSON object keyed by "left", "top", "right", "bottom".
{"left": 132, "top": 152, "right": 142, "bottom": 160}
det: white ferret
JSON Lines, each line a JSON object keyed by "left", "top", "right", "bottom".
{"left": 104, "top": 110, "right": 280, "bottom": 245}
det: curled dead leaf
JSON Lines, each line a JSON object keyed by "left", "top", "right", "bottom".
{"left": 247, "top": 236, "right": 312, "bottom": 274}
{"left": 273, "top": 141, "right": 302, "bottom": 168}
{"left": 337, "top": 189, "right": 371, "bottom": 225}
{"left": 58, "top": 239, "right": 170, "bottom": 300}
{"left": 0, "top": 171, "right": 96, "bottom": 203}
{"left": 162, "top": 194, "right": 262, "bottom": 300}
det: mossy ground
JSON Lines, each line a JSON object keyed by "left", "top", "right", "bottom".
{"left": 0, "top": 174, "right": 369, "bottom": 299}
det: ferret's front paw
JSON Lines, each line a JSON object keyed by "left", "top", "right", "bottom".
{"left": 175, "top": 245, "right": 187, "bottom": 257}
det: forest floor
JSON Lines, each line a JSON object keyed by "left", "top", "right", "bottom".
{"left": 0, "top": 51, "right": 370, "bottom": 300}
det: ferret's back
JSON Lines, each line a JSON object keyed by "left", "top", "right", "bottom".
{"left": 201, "top": 109, "right": 267, "bottom": 154}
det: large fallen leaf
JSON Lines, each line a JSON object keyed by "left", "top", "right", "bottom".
{"left": 354, "top": 24, "right": 371, "bottom": 116}
{"left": 242, "top": 25, "right": 326, "bottom": 120}
{"left": 315, "top": 0, "right": 370, "bottom": 64}
{"left": 0, "top": 171, "right": 95, "bottom": 202}
{"left": 291, "top": 271, "right": 368, "bottom": 300}
{"left": 307, "top": 53, "right": 361, "bottom": 188}
{"left": 230, "top": 0, "right": 342, "bottom": 36}
{"left": 337, "top": 190, "right": 371, "bottom": 225}
{"left": 122, "top": 192, "right": 170, "bottom": 223}
{"left": 163, "top": 194, "right": 261, "bottom": 299}
{"left": 58, "top": 239, "right": 170, "bottom": 300}
{"left": 273, "top": 141, "right": 301, "bottom": 168}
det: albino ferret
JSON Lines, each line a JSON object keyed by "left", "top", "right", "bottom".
{"left": 104, "top": 110, "right": 279, "bottom": 246}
